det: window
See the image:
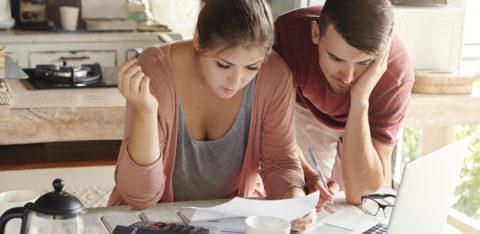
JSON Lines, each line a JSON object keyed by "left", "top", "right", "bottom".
{"left": 395, "top": 0, "right": 480, "bottom": 231}
{"left": 395, "top": 126, "right": 480, "bottom": 232}
{"left": 396, "top": 0, "right": 480, "bottom": 221}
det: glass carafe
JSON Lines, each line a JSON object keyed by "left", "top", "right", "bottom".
{"left": 0, "top": 179, "right": 85, "bottom": 234}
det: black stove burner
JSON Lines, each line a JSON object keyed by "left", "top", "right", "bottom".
{"left": 38, "top": 63, "right": 102, "bottom": 85}
{"left": 46, "top": 64, "right": 90, "bottom": 81}
{"left": 24, "top": 63, "right": 117, "bottom": 89}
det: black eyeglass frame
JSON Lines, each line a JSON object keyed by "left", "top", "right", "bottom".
{"left": 360, "top": 193, "right": 396, "bottom": 218}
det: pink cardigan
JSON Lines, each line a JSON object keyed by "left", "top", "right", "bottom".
{"left": 108, "top": 43, "right": 305, "bottom": 210}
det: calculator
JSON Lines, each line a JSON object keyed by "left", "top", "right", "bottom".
{"left": 112, "top": 221, "right": 209, "bottom": 234}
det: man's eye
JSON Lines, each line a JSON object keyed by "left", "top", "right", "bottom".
{"left": 216, "top": 62, "right": 230, "bottom": 70}
{"left": 246, "top": 66, "right": 259, "bottom": 71}
{"left": 329, "top": 54, "right": 341, "bottom": 62}
{"left": 359, "top": 60, "right": 373, "bottom": 66}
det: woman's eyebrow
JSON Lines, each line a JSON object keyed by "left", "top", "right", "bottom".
{"left": 216, "top": 57, "right": 263, "bottom": 66}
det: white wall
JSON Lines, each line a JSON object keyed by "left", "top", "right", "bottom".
{"left": 148, "top": 0, "right": 200, "bottom": 40}
{"left": 268, "top": 0, "right": 326, "bottom": 20}
{"left": 447, "top": 0, "right": 466, "bottom": 8}
{"left": 307, "top": 0, "right": 327, "bottom": 6}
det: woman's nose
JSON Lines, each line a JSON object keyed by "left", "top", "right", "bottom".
{"left": 228, "top": 69, "right": 242, "bottom": 86}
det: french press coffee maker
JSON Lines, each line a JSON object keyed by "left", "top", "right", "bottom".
{"left": 0, "top": 179, "right": 85, "bottom": 234}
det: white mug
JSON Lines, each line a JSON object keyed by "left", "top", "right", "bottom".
{"left": 0, "top": 190, "right": 39, "bottom": 234}
{"left": 245, "top": 215, "right": 291, "bottom": 234}
{"left": 60, "top": 6, "right": 79, "bottom": 31}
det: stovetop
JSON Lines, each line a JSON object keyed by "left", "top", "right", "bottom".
{"left": 23, "top": 64, "right": 117, "bottom": 89}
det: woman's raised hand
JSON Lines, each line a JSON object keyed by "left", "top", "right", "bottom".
{"left": 117, "top": 58, "right": 158, "bottom": 113}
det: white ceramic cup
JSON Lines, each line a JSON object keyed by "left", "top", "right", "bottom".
{"left": 245, "top": 215, "right": 291, "bottom": 234}
{"left": 0, "top": 190, "right": 39, "bottom": 234}
{"left": 60, "top": 6, "right": 79, "bottom": 31}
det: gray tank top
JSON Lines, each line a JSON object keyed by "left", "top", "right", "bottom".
{"left": 172, "top": 80, "right": 255, "bottom": 201}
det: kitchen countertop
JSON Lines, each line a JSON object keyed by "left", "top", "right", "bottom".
{"left": 0, "top": 67, "right": 125, "bottom": 145}
{"left": 0, "top": 30, "right": 181, "bottom": 44}
{"left": 404, "top": 88, "right": 480, "bottom": 127}
{"left": 0, "top": 75, "right": 479, "bottom": 145}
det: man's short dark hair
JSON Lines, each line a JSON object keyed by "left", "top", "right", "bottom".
{"left": 318, "top": 0, "right": 394, "bottom": 56}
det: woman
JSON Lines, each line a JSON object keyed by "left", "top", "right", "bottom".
{"left": 109, "top": 0, "right": 314, "bottom": 230}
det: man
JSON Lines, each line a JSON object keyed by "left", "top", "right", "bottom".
{"left": 273, "top": 0, "right": 414, "bottom": 206}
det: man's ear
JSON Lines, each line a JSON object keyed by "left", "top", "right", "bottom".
{"left": 389, "top": 23, "right": 395, "bottom": 38}
{"left": 193, "top": 30, "right": 201, "bottom": 52}
{"left": 311, "top": 20, "right": 320, "bottom": 45}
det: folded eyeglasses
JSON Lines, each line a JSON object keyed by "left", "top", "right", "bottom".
{"left": 361, "top": 193, "right": 396, "bottom": 218}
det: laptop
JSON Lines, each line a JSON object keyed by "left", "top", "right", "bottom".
{"left": 383, "top": 137, "right": 472, "bottom": 234}
{"left": 310, "top": 137, "right": 472, "bottom": 234}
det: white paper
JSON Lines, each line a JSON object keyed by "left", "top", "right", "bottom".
{"left": 181, "top": 192, "right": 318, "bottom": 234}
{"left": 310, "top": 223, "right": 354, "bottom": 234}
{"left": 304, "top": 209, "right": 383, "bottom": 234}
{"left": 190, "top": 216, "right": 247, "bottom": 234}
{"left": 190, "top": 191, "right": 319, "bottom": 222}
{"left": 299, "top": 191, "right": 392, "bottom": 234}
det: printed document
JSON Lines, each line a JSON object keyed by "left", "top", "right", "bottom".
{"left": 180, "top": 192, "right": 319, "bottom": 234}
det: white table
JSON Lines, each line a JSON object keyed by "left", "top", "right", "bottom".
{"left": 83, "top": 193, "right": 462, "bottom": 234}
{"left": 83, "top": 199, "right": 225, "bottom": 233}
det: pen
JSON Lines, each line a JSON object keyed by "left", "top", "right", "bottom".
{"left": 307, "top": 147, "right": 328, "bottom": 189}
{"left": 176, "top": 211, "right": 190, "bottom": 226}
{"left": 308, "top": 147, "right": 335, "bottom": 208}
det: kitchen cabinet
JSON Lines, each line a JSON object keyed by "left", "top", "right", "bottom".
{"left": 0, "top": 30, "right": 181, "bottom": 68}
{"left": 393, "top": 5, "right": 465, "bottom": 72}
{"left": 0, "top": 30, "right": 182, "bottom": 207}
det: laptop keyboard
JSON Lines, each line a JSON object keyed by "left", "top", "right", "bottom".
{"left": 362, "top": 223, "right": 387, "bottom": 234}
